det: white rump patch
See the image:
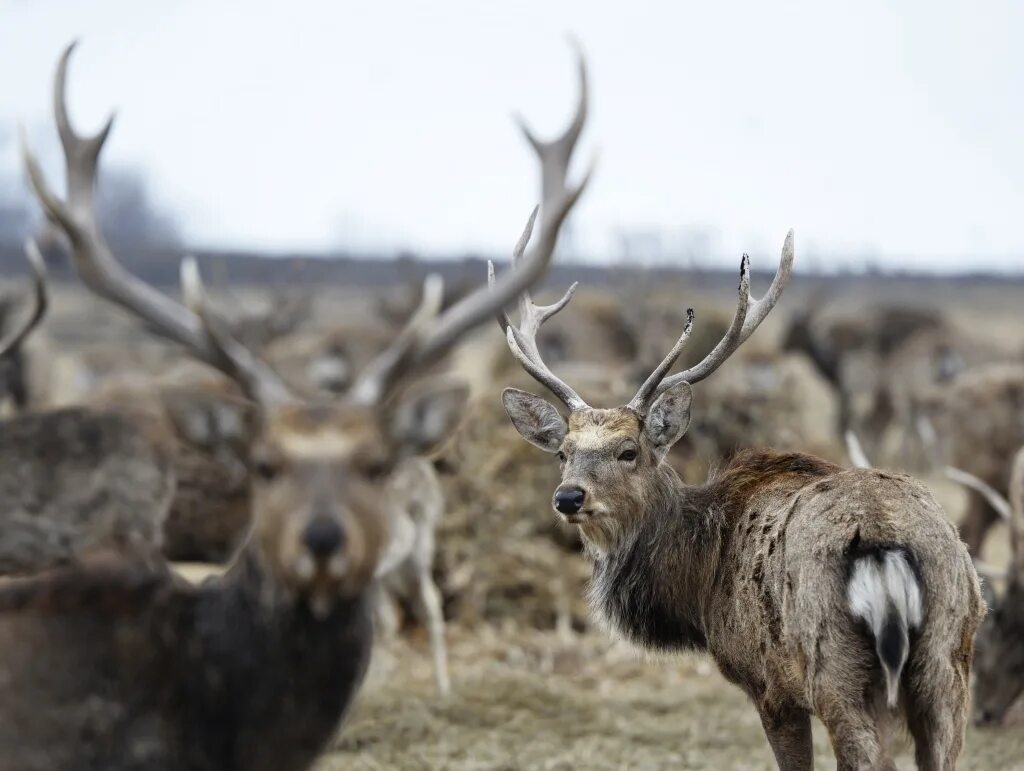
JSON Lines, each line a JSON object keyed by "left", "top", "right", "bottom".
{"left": 847, "top": 550, "right": 923, "bottom": 707}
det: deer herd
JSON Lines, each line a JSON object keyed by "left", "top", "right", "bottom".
{"left": 0, "top": 40, "right": 1018, "bottom": 771}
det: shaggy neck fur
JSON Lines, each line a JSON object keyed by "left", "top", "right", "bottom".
{"left": 586, "top": 449, "right": 840, "bottom": 655}
{"left": 587, "top": 461, "right": 724, "bottom": 652}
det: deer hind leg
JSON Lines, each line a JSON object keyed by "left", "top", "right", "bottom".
{"left": 756, "top": 703, "right": 813, "bottom": 771}
{"left": 412, "top": 566, "right": 450, "bottom": 696}
{"left": 904, "top": 648, "right": 970, "bottom": 771}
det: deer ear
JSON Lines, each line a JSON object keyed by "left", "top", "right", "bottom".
{"left": 389, "top": 378, "right": 469, "bottom": 454}
{"left": 502, "top": 387, "right": 567, "bottom": 453}
{"left": 644, "top": 381, "right": 692, "bottom": 460}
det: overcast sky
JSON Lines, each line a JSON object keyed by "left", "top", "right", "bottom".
{"left": 2, "top": 0, "right": 1023, "bottom": 271}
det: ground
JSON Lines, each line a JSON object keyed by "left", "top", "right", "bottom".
{"left": 320, "top": 627, "right": 1024, "bottom": 770}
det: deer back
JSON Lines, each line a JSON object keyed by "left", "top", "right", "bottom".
{"left": 0, "top": 407, "right": 174, "bottom": 575}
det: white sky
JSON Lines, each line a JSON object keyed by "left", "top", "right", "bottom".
{"left": 2, "top": 0, "right": 1023, "bottom": 271}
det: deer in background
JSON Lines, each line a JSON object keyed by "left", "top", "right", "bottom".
{"left": 5, "top": 40, "right": 586, "bottom": 769}
{"left": 913, "top": 363, "right": 1024, "bottom": 557}
{"left": 497, "top": 231, "right": 984, "bottom": 767}
{"left": 944, "top": 450, "right": 1024, "bottom": 726}
{"left": 0, "top": 242, "right": 177, "bottom": 574}
{"left": 0, "top": 241, "right": 48, "bottom": 415}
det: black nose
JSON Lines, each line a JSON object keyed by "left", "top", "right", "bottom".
{"left": 554, "top": 486, "right": 586, "bottom": 514}
{"left": 975, "top": 709, "right": 997, "bottom": 727}
{"left": 303, "top": 518, "right": 344, "bottom": 559}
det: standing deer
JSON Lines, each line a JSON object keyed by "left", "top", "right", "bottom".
{"left": 944, "top": 449, "right": 1024, "bottom": 726}
{"left": 5, "top": 41, "right": 587, "bottom": 769}
{"left": 496, "top": 231, "right": 984, "bottom": 767}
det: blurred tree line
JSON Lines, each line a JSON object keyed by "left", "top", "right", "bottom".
{"left": 0, "top": 125, "right": 180, "bottom": 267}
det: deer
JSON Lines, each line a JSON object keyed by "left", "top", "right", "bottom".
{"left": 912, "top": 362, "right": 1024, "bottom": 557}
{"left": 495, "top": 183, "right": 983, "bottom": 765}
{"left": 942, "top": 450, "right": 1024, "bottom": 726}
{"left": 0, "top": 241, "right": 177, "bottom": 575}
{"left": 5, "top": 40, "right": 587, "bottom": 769}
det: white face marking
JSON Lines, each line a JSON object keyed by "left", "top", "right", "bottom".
{"left": 294, "top": 553, "right": 315, "bottom": 582}
{"left": 328, "top": 553, "right": 348, "bottom": 579}
{"left": 277, "top": 431, "right": 357, "bottom": 461}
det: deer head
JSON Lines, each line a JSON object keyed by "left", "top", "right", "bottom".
{"left": 494, "top": 53, "right": 793, "bottom": 551}
{"left": 23, "top": 42, "right": 588, "bottom": 615}
{"left": 945, "top": 450, "right": 1024, "bottom": 725}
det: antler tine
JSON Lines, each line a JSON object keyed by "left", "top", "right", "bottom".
{"left": 0, "top": 239, "right": 49, "bottom": 358}
{"left": 943, "top": 466, "right": 1012, "bottom": 522}
{"left": 649, "top": 229, "right": 795, "bottom": 399}
{"left": 23, "top": 42, "right": 291, "bottom": 406}
{"left": 626, "top": 309, "right": 694, "bottom": 414}
{"left": 180, "top": 258, "right": 293, "bottom": 405}
{"left": 515, "top": 38, "right": 588, "bottom": 223}
{"left": 346, "top": 40, "right": 591, "bottom": 406}
{"left": 348, "top": 273, "right": 444, "bottom": 405}
{"left": 487, "top": 213, "right": 587, "bottom": 412}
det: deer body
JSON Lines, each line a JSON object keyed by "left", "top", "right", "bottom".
{"left": 0, "top": 547, "right": 373, "bottom": 771}
{"left": 0, "top": 406, "right": 174, "bottom": 574}
{"left": 584, "top": 438, "right": 981, "bottom": 767}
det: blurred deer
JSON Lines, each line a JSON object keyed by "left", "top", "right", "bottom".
{"left": 5, "top": 40, "right": 586, "bottom": 767}
{"left": 915, "top": 363, "right": 1024, "bottom": 556}
{"left": 0, "top": 242, "right": 177, "bottom": 575}
{"left": 944, "top": 450, "right": 1024, "bottom": 726}
{"left": 498, "top": 212, "right": 983, "bottom": 766}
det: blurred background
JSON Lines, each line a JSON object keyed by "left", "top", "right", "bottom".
{"left": 1, "top": 3, "right": 1023, "bottom": 768}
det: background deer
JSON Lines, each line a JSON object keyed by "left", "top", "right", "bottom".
{"left": 0, "top": 242, "right": 177, "bottom": 574}
{"left": 944, "top": 448, "right": 1024, "bottom": 727}
{"left": 497, "top": 223, "right": 984, "bottom": 767}
{"left": 2, "top": 40, "right": 586, "bottom": 768}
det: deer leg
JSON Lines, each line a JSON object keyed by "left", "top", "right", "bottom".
{"left": 958, "top": 490, "right": 999, "bottom": 557}
{"left": 756, "top": 704, "right": 813, "bottom": 771}
{"left": 905, "top": 650, "right": 969, "bottom": 771}
{"left": 819, "top": 710, "right": 884, "bottom": 771}
{"left": 412, "top": 567, "right": 450, "bottom": 696}
{"left": 373, "top": 584, "right": 400, "bottom": 638}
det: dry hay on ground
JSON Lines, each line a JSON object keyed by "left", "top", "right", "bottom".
{"left": 322, "top": 627, "right": 1024, "bottom": 770}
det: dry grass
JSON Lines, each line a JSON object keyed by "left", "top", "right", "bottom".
{"left": 321, "top": 627, "right": 1024, "bottom": 770}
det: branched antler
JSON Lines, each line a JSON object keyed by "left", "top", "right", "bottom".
{"left": 0, "top": 240, "right": 48, "bottom": 358}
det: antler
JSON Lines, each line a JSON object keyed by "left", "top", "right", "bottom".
{"left": 0, "top": 240, "right": 48, "bottom": 358}
{"left": 21, "top": 41, "right": 292, "bottom": 405}
{"left": 625, "top": 230, "right": 795, "bottom": 415}
{"left": 490, "top": 40, "right": 593, "bottom": 412}
{"left": 515, "top": 37, "right": 588, "bottom": 223}
{"left": 943, "top": 467, "right": 1012, "bottom": 522}
{"left": 488, "top": 211, "right": 588, "bottom": 411}
{"left": 348, "top": 44, "right": 592, "bottom": 407}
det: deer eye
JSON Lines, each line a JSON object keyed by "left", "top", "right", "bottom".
{"left": 557, "top": 451, "right": 567, "bottom": 463}
{"left": 618, "top": 448, "right": 638, "bottom": 462}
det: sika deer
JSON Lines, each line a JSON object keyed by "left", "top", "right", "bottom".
{"left": 6, "top": 41, "right": 587, "bottom": 769}
{"left": 945, "top": 449, "right": 1024, "bottom": 726}
{"left": 0, "top": 243, "right": 176, "bottom": 574}
{"left": 497, "top": 230, "right": 983, "bottom": 766}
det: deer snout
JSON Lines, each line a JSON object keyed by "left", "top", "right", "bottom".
{"left": 303, "top": 518, "right": 345, "bottom": 560}
{"left": 554, "top": 485, "right": 586, "bottom": 515}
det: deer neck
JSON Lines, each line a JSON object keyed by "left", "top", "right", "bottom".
{"left": 586, "top": 464, "right": 725, "bottom": 653}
